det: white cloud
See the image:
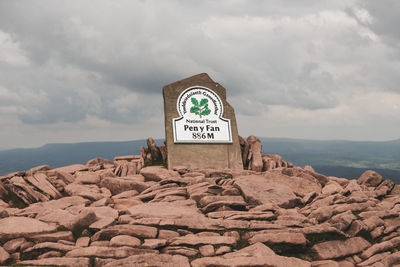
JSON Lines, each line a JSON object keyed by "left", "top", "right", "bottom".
{"left": 0, "top": 0, "right": 399, "bottom": 149}
{"left": 0, "top": 31, "right": 30, "bottom": 66}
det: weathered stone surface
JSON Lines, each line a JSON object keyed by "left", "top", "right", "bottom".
{"left": 0, "top": 217, "right": 56, "bottom": 241}
{"left": 113, "top": 198, "right": 143, "bottom": 211}
{"left": 159, "top": 229, "right": 180, "bottom": 240}
{"left": 75, "top": 172, "right": 100, "bottom": 184}
{"left": 27, "top": 173, "right": 62, "bottom": 199}
{"left": 17, "top": 257, "right": 90, "bottom": 266}
{"left": 23, "top": 242, "right": 77, "bottom": 253}
{"left": 191, "top": 242, "right": 311, "bottom": 267}
{"left": 89, "top": 217, "right": 115, "bottom": 230}
{"left": 246, "top": 135, "right": 263, "bottom": 171}
{"left": 3, "top": 238, "right": 25, "bottom": 253}
{"left": 162, "top": 246, "right": 199, "bottom": 257}
{"left": 0, "top": 246, "right": 10, "bottom": 264}
{"left": 312, "top": 237, "right": 371, "bottom": 260}
{"left": 358, "top": 170, "right": 382, "bottom": 187}
{"left": 27, "top": 165, "right": 51, "bottom": 175}
{"left": 66, "top": 246, "right": 157, "bottom": 258}
{"left": 163, "top": 73, "right": 243, "bottom": 170}
{"left": 8, "top": 176, "right": 49, "bottom": 203}
{"left": 171, "top": 234, "right": 236, "bottom": 246}
{"left": 76, "top": 236, "right": 90, "bottom": 247}
{"left": 140, "top": 166, "right": 180, "bottom": 181}
{"left": 360, "top": 236, "right": 400, "bottom": 259}
{"left": 29, "top": 231, "right": 74, "bottom": 242}
{"left": 128, "top": 200, "right": 205, "bottom": 220}
{"left": 86, "top": 157, "right": 112, "bottom": 166}
{"left": 199, "top": 245, "right": 215, "bottom": 257}
{"left": 110, "top": 235, "right": 141, "bottom": 247}
{"left": 141, "top": 239, "right": 167, "bottom": 249}
{"left": 311, "top": 260, "right": 341, "bottom": 267}
{"left": 97, "top": 253, "right": 190, "bottom": 267}
{"left": 37, "top": 251, "right": 63, "bottom": 259}
{"left": 64, "top": 183, "right": 109, "bottom": 201}
{"left": 4, "top": 148, "right": 400, "bottom": 266}
{"left": 249, "top": 232, "right": 307, "bottom": 246}
{"left": 92, "top": 225, "right": 158, "bottom": 241}
{"left": 100, "top": 177, "right": 148, "bottom": 194}
{"left": 264, "top": 170, "right": 322, "bottom": 197}
{"left": 62, "top": 210, "right": 98, "bottom": 231}
{"left": 53, "top": 164, "right": 88, "bottom": 174}
{"left": 215, "top": 245, "right": 231, "bottom": 255}
{"left": 234, "top": 175, "right": 300, "bottom": 208}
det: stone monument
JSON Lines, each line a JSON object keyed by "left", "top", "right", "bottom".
{"left": 163, "top": 73, "right": 243, "bottom": 170}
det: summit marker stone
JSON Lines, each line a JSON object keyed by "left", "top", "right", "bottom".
{"left": 163, "top": 73, "right": 243, "bottom": 170}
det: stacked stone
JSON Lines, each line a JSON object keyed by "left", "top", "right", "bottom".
{"left": 240, "top": 135, "right": 293, "bottom": 172}
{"left": 113, "top": 155, "right": 143, "bottom": 177}
{"left": 141, "top": 138, "right": 167, "bottom": 166}
{"left": 0, "top": 155, "right": 400, "bottom": 266}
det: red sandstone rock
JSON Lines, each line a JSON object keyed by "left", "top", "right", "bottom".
{"left": 246, "top": 135, "right": 263, "bottom": 172}
{"left": 97, "top": 253, "right": 190, "bottom": 267}
{"left": 234, "top": 175, "right": 300, "bottom": 208}
{"left": 312, "top": 237, "right": 371, "bottom": 260}
{"left": 0, "top": 217, "right": 56, "bottom": 241}
{"left": 109, "top": 235, "right": 141, "bottom": 247}
{"left": 140, "top": 166, "right": 180, "bottom": 181}
{"left": 1, "top": 147, "right": 400, "bottom": 266}
{"left": 0, "top": 246, "right": 10, "bottom": 264}
{"left": 249, "top": 232, "right": 307, "bottom": 246}
{"left": 358, "top": 170, "right": 383, "bottom": 187}
{"left": 17, "top": 257, "right": 91, "bottom": 267}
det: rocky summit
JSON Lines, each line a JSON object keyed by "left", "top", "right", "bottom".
{"left": 0, "top": 136, "right": 399, "bottom": 266}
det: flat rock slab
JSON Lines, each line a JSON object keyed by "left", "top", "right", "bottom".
{"left": 53, "top": 164, "right": 88, "bottom": 174}
{"left": 312, "top": 237, "right": 371, "bottom": 260}
{"left": 17, "top": 257, "right": 90, "bottom": 267}
{"left": 0, "top": 217, "right": 56, "bottom": 241}
{"left": 29, "top": 231, "right": 74, "bottom": 242}
{"left": 23, "top": 242, "right": 77, "bottom": 253}
{"left": 100, "top": 177, "right": 149, "bottom": 194}
{"left": 234, "top": 175, "right": 299, "bottom": 208}
{"left": 66, "top": 246, "right": 158, "bottom": 258}
{"left": 64, "top": 183, "right": 109, "bottom": 201}
{"left": 128, "top": 200, "right": 206, "bottom": 220}
{"left": 92, "top": 225, "right": 158, "bottom": 240}
{"left": 191, "top": 242, "right": 311, "bottom": 267}
{"left": 97, "top": 253, "right": 190, "bottom": 267}
{"left": 171, "top": 234, "right": 237, "bottom": 246}
{"left": 140, "top": 166, "right": 180, "bottom": 182}
{"left": 264, "top": 170, "right": 322, "bottom": 197}
{"left": 249, "top": 232, "right": 307, "bottom": 246}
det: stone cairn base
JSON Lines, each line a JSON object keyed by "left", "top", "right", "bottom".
{"left": 0, "top": 136, "right": 399, "bottom": 266}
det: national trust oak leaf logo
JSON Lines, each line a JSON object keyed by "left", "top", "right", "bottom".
{"left": 190, "top": 97, "right": 211, "bottom": 118}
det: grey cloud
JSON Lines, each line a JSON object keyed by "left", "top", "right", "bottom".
{"left": 0, "top": 0, "right": 399, "bottom": 148}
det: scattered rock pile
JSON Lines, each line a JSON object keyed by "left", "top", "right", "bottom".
{"left": 0, "top": 138, "right": 399, "bottom": 266}
{"left": 239, "top": 135, "right": 293, "bottom": 171}
{"left": 143, "top": 135, "right": 293, "bottom": 172}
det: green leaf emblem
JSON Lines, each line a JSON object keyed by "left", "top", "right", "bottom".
{"left": 191, "top": 98, "right": 199, "bottom": 106}
{"left": 189, "top": 97, "right": 212, "bottom": 118}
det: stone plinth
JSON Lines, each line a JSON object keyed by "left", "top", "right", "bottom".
{"left": 163, "top": 73, "right": 243, "bottom": 170}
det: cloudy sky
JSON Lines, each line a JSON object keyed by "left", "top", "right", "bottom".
{"left": 0, "top": 0, "right": 399, "bottom": 150}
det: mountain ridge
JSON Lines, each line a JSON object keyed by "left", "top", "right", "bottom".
{"left": 1, "top": 138, "right": 399, "bottom": 183}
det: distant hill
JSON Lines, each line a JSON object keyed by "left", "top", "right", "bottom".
{"left": 0, "top": 140, "right": 151, "bottom": 175}
{"left": 260, "top": 138, "right": 400, "bottom": 184}
{"left": 0, "top": 138, "right": 399, "bottom": 184}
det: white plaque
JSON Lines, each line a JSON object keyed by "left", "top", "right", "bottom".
{"left": 173, "top": 86, "right": 232, "bottom": 143}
